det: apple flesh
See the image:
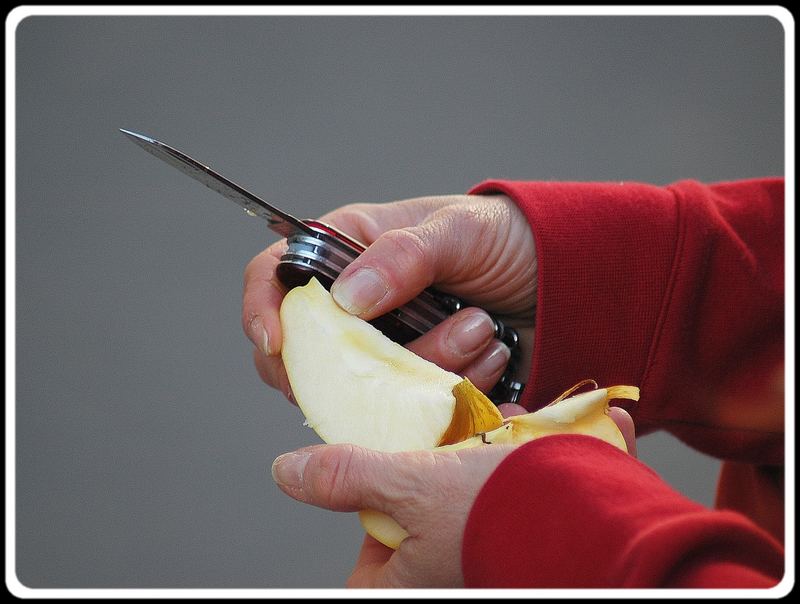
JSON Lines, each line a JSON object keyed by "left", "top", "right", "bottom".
{"left": 279, "top": 277, "right": 503, "bottom": 452}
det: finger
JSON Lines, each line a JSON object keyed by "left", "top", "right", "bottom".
{"left": 459, "top": 340, "right": 511, "bottom": 394}
{"left": 252, "top": 348, "right": 295, "bottom": 404}
{"left": 328, "top": 226, "right": 440, "bottom": 320}
{"left": 242, "top": 242, "right": 288, "bottom": 356}
{"left": 328, "top": 203, "right": 488, "bottom": 320}
{"left": 318, "top": 197, "right": 455, "bottom": 247}
{"left": 242, "top": 198, "right": 455, "bottom": 353}
{"left": 404, "top": 308, "right": 495, "bottom": 373}
{"left": 327, "top": 196, "right": 525, "bottom": 321}
{"left": 345, "top": 534, "right": 394, "bottom": 588}
{"left": 272, "top": 444, "right": 515, "bottom": 588}
{"left": 270, "top": 444, "right": 429, "bottom": 514}
{"left": 608, "top": 406, "right": 637, "bottom": 457}
{"left": 497, "top": 403, "right": 528, "bottom": 418}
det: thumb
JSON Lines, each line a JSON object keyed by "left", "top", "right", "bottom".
{"left": 329, "top": 222, "right": 451, "bottom": 320}
{"left": 327, "top": 194, "right": 523, "bottom": 321}
{"left": 270, "top": 444, "right": 422, "bottom": 513}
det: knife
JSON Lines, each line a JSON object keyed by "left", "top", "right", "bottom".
{"left": 120, "top": 128, "right": 524, "bottom": 404}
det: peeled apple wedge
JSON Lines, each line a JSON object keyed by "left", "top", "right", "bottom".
{"left": 280, "top": 277, "right": 504, "bottom": 452}
{"left": 279, "top": 277, "right": 639, "bottom": 550}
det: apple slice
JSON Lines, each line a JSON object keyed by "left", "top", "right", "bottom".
{"left": 279, "top": 277, "right": 504, "bottom": 452}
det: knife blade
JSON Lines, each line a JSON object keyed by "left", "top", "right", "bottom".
{"left": 120, "top": 128, "right": 312, "bottom": 240}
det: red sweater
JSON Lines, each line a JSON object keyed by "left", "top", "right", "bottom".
{"left": 462, "top": 178, "right": 785, "bottom": 588}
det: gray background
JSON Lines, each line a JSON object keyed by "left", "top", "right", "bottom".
{"left": 13, "top": 13, "right": 785, "bottom": 589}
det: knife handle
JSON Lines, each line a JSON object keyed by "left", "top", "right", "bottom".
{"left": 275, "top": 220, "right": 525, "bottom": 405}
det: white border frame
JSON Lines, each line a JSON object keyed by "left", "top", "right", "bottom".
{"left": 6, "top": 4, "right": 795, "bottom": 599}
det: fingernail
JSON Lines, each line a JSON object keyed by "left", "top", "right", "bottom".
{"left": 261, "top": 326, "right": 272, "bottom": 357}
{"left": 331, "top": 268, "right": 388, "bottom": 315}
{"left": 271, "top": 452, "right": 310, "bottom": 490}
{"left": 480, "top": 342, "right": 512, "bottom": 377}
{"left": 247, "top": 316, "right": 271, "bottom": 356}
{"left": 447, "top": 312, "right": 495, "bottom": 356}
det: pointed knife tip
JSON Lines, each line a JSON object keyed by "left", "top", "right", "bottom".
{"left": 119, "top": 128, "right": 154, "bottom": 143}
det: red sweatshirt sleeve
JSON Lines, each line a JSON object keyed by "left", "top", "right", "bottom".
{"left": 461, "top": 179, "right": 785, "bottom": 588}
{"left": 462, "top": 435, "right": 785, "bottom": 588}
{"left": 469, "top": 178, "right": 784, "bottom": 463}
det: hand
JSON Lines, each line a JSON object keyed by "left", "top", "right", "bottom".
{"left": 271, "top": 408, "right": 635, "bottom": 588}
{"left": 242, "top": 194, "right": 537, "bottom": 401}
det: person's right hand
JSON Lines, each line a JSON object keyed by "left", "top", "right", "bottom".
{"left": 241, "top": 193, "right": 537, "bottom": 404}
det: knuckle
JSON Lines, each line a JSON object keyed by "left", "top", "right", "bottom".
{"left": 381, "top": 228, "right": 430, "bottom": 275}
{"left": 242, "top": 270, "right": 268, "bottom": 304}
{"left": 336, "top": 202, "right": 373, "bottom": 217}
{"left": 431, "top": 204, "right": 502, "bottom": 278}
{"left": 242, "top": 254, "right": 267, "bottom": 286}
{"left": 449, "top": 203, "right": 494, "bottom": 239}
{"left": 242, "top": 243, "right": 284, "bottom": 285}
{"left": 253, "top": 347, "right": 289, "bottom": 398}
{"left": 328, "top": 203, "right": 380, "bottom": 237}
{"left": 243, "top": 263, "right": 275, "bottom": 293}
{"left": 242, "top": 255, "right": 261, "bottom": 283}
{"left": 309, "top": 444, "right": 358, "bottom": 508}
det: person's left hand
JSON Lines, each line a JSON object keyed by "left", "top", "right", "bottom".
{"left": 271, "top": 441, "right": 516, "bottom": 587}
{"left": 271, "top": 407, "right": 635, "bottom": 588}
